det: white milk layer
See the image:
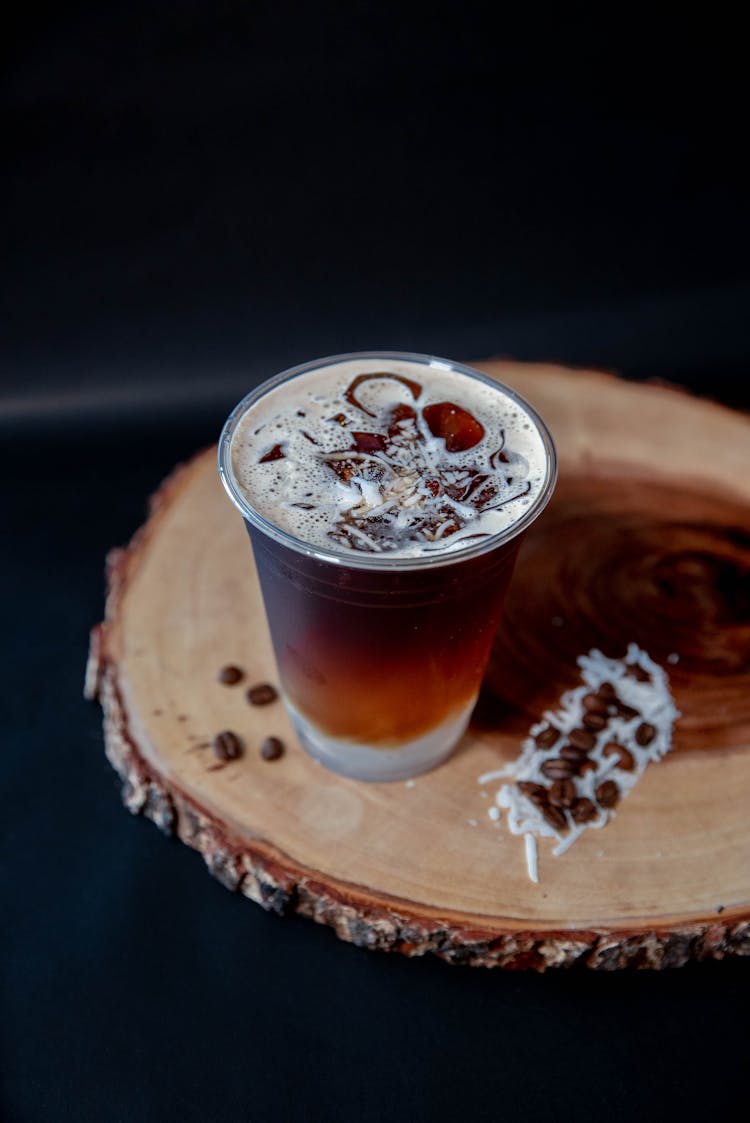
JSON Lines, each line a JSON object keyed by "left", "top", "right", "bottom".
{"left": 230, "top": 356, "right": 549, "bottom": 558}
{"left": 286, "top": 696, "right": 476, "bottom": 782}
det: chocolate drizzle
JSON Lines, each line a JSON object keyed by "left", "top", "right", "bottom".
{"left": 259, "top": 443, "right": 286, "bottom": 463}
{"left": 490, "top": 432, "right": 509, "bottom": 469}
{"left": 322, "top": 381, "right": 534, "bottom": 552}
{"left": 343, "top": 372, "right": 423, "bottom": 418}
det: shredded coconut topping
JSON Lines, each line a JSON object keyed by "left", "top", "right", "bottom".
{"left": 479, "top": 645, "right": 681, "bottom": 882}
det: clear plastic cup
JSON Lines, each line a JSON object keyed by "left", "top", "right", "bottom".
{"left": 219, "top": 352, "right": 557, "bottom": 781}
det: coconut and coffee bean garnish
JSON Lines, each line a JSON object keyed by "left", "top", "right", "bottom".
{"left": 479, "top": 645, "right": 681, "bottom": 883}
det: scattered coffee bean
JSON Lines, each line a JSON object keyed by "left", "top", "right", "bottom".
{"left": 582, "top": 692, "right": 609, "bottom": 715}
{"left": 582, "top": 710, "right": 607, "bottom": 731}
{"left": 212, "top": 730, "right": 243, "bottom": 762}
{"left": 635, "top": 722, "right": 656, "bottom": 746}
{"left": 518, "top": 781, "right": 548, "bottom": 806}
{"left": 616, "top": 702, "right": 639, "bottom": 720}
{"left": 597, "top": 682, "right": 616, "bottom": 700}
{"left": 568, "top": 727, "right": 596, "bottom": 751}
{"left": 217, "top": 664, "right": 244, "bottom": 685}
{"left": 535, "top": 726, "right": 560, "bottom": 749}
{"left": 570, "top": 797, "right": 598, "bottom": 824}
{"left": 247, "top": 682, "right": 278, "bottom": 706}
{"left": 577, "top": 758, "right": 597, "bottom": 776}
{"left": 541, "top": 803, "right": 568, "bottom": 831}
{"left": 602, "top": 741, "right": 635, "bottom": 770}
{"left": 541, "top": 758, "right": 575, "bottom": 780}
{"left": 548, "top": 778, "right": 576, "bottom": 808}
{"left": 628, "top": 664, "right": 651, "bottom": 683}
{"left": 595, "top": 779, "right": 620, "bottom": 809}
{"left": 260, "top": 736, "right": 285, "bottom": 761}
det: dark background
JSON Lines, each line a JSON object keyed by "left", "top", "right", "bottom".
{"left": 2, "top": 5, "right": 748, "bottom": 1122}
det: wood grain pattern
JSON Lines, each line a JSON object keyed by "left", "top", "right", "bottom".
{"left": 87, "top": 362, "right": 750, "bottom": 968}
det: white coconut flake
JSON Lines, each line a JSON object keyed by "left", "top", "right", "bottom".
{"left": 477, "top": 764, "right": 517, "bottom": 785}
{"left": 524, "top": 834, "right": 539, "bottom": 882}
{"left": 478, "top": 645, "right": 681, "bottom": 883}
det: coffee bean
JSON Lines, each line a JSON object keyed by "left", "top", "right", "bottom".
{"left": 628, "top": 664, "right": 651, "bottom": 683}
{"left": 597, "top": 682, "right": 616, "bottom": 700}
{"left": 582, "top": 693, "right": 609, "bottom": 715}
{"left": 569, "top": 728, "right": 596, "bottom": 751}
{"left": 247, "top": 682, "right": 279, "bottom": 706}
{"left": 212, "top": 730, "right": 243, "bottom": 762}
{"left": 518, "top": 781, "right": 548, "bottom": 806}
{"left": 602, "top": 742, "right": 635, "bottom": 770}
{"left": 541, "top": 803, "right": 568, "bottom": 831}
{"left": 560, "top": 744, "right": 589, "bottom": 763}
{"left": 616, "top": 702, "right": 639, "bottom": 720}
{"left": 578, "top": 758, "right": 597, "bottom": 776}
{"left": 548, "top": 778, "right": 576, "bottom": 808}
{"left": 535, "top": 726, "right": 560, "bottom": 749}
{"left": 217, "top": 664, "right": 244, "bottom": 686}
{"left": 570, "top": 797, "right": 597, "bottom": 824}
{"left": 260, "top": 736, "right": 285, "bottom": 761}
{"left": 635, "top": 722, "right": 656, "bottom": 746}
{"left": 595, "top": 779, "right": 620, "bottom": 809}
{"left": 541, "top": 758, "right": 575, "bottom": 780}
{"left": 582, "top": 711, "right": 607, "bottom": 731}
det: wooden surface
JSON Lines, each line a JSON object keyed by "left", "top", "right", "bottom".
{"left": 88, "top": 362, "right": 750, "bottom": 969}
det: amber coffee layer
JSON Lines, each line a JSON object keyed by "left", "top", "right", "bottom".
{"left": 89, "top": 362, "right": 750, "bottom": 969}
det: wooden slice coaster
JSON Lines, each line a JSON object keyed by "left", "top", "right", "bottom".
{"left": 86, "top": 362, "right": 750, "bottom": 969}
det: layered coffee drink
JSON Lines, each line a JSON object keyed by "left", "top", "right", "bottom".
{"left": 219, "top": 353, "right": 556, "bottom": 781}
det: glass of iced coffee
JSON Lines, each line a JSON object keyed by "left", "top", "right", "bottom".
{"left": 219, "top": 352, "right": 556, "bottom": 781}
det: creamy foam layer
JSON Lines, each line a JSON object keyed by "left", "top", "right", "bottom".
{"left": 230, "top": 357, "right": 549, "bottom": 558}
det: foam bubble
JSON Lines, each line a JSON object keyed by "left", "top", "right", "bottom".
{"left": 230, "top": 357, "right": 550, "bottom": 557}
